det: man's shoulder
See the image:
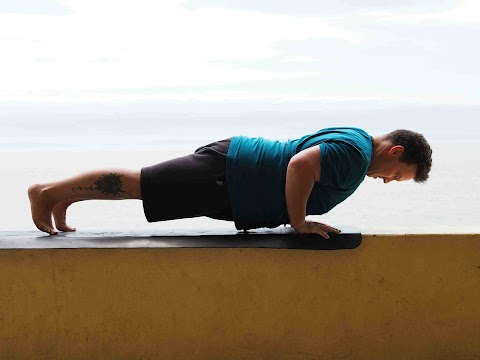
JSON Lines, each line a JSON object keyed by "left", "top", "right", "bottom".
{"left": 320, "top": 127, "right": 370, "bottom": 142}
{"left": 317, "top": 128, "right": 372, "bottom": 189}
{"left": 318, "top": 128, "right": 372, "bottom": 156}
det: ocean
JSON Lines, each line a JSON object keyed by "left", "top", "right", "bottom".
{"left": 1, "top": 100, "right": 479, "bottom": 233}
{"left": 2, "top": 100, "right": 480, "bottom": 151}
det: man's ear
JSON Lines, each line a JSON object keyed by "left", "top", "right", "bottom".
{"left": 388, "top": 145, "right": 404, "bottom": 156}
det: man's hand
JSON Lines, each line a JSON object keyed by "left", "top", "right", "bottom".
{"left": 293, "top": 220, "right": 341, "bottom": 239}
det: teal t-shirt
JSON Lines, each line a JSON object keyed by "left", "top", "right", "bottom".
{"left": 226, "top": 127, "right": 373, "bottom": 230}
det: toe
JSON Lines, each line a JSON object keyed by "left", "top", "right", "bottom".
{"left": 32, "top": 215, "right": 57, "bottom": 235}
{"left": 57, "top": 224, "right": 76, "bottom": 232}
{"left": 36, "top": 221, "right": 58, "bottom": 235}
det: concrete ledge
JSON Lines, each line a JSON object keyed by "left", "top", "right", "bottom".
{"left": 0, "top": 233, "right": 479, "bottom": 359}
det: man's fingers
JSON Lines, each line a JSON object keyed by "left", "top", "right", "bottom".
{"left": 318, "top": 229, "right": 330, "bottom": 239}
{"left": 296, "top": 221, "right": 339, "bottom": 239}
{"left": 321, "top": 224, "right": 341, "bottom": 234}
{"left": 308, "top": 222, "right": 330, "bottom": 239}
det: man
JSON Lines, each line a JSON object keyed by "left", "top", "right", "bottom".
{"left": 28, "top": 127, "right": 432, "bottom": 238}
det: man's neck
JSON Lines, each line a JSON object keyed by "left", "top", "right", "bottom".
{"left": 368, "top": 136, "right": 388, "bottom": 175}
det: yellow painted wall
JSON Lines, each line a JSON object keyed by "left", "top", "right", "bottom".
{"left": 0, "top": 234, "right": 479, "bottom": 359}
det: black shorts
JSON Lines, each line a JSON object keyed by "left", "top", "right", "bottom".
{"left": 140, "top": 139, "right": 233, "bottom": 222}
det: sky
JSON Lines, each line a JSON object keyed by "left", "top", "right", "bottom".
{"left": 0, "top": 1, "right": 479, "bottom": 233}
{"left": 0, "top": 0, "right": 479, "bottom": 104}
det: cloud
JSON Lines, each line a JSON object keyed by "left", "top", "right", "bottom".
{"left": 0, "top": 0, "right": 72, "bottom": 15}
{"left": 364, "top": 0, "right": 480, "bottom": 26}
{"left": 0, "top": 0, "right": 361, "bottom": 100}
{"left": 183, "top": 0, "right": 458, "bottom": 16}
{"left": 0, "top": 0, "right": 479, "bottom": 104}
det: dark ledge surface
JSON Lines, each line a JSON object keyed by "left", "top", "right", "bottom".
{"left": 0, "top": 226, "right": 361, "bottom": 250}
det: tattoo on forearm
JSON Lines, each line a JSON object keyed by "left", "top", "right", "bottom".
{"left": 71, "top": 173, "right": 125, "bottom": 196}
{"left": 72, "top": 185, "right": 95, "bottom": 192}
{"left": 94, "top": 173, "right": 125, "bottom": 195}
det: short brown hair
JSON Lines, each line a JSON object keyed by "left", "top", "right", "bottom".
{"left": 385, "top": 129, "right": 432, "bottom": 183}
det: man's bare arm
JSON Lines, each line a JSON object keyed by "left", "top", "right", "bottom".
{"left": 285, "top": 146, "right": 340, "bottom": 239}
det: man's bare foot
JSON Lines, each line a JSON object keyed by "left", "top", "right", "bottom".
{"left": 52, "top": 199, "right": 80, "bottom": 232}
{"left": 28, "top": 184, "right": 58, "bottom": 235}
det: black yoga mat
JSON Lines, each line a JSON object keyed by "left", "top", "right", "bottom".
{"left": 0, "top": 226, "right": 361, "bottom": 250}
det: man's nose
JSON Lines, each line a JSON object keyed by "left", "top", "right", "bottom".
{"left": 383, "top": 177, "right": 393, "bottom": 184}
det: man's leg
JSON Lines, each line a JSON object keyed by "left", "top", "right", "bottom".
{"left": 140, "top": 140, "right": 231, "bottom": 223}
{"left": 28, "top": 169, "right": 141, "bottom": 235}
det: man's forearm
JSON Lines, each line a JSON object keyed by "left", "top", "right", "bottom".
{"left": 285, "top": 160, "right": 315, "bottom": 229}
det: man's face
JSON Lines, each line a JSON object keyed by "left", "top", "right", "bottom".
{"left": 367, "top": 145, "right": 418, "bottom": 184}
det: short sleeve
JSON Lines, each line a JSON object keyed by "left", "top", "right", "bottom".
{"left": 318, "top": 142, "right": 366, "bottom": 190}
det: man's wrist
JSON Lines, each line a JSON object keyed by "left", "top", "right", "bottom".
{"left": 290, "top": 220, "right": 306, "bottom": 230}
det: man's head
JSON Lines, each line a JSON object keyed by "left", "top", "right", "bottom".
{"left": 368, "top": 129, "right": 432, "bottom": 183}
{"left": 386, "top": 129, "right": 432, "bottom": 183}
